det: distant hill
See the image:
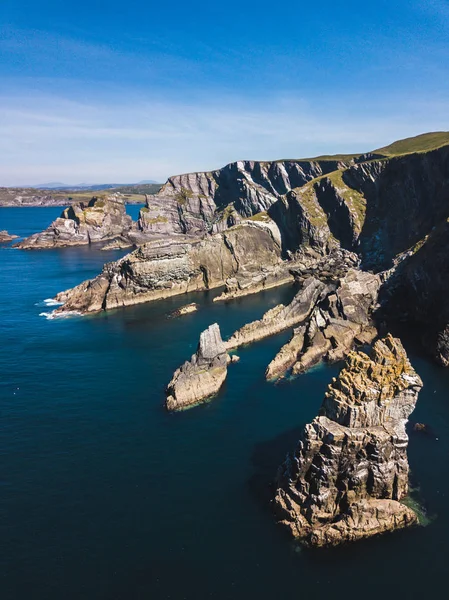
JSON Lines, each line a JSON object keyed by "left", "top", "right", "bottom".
{"left": 24, "top": 181, "right": 161, "bottom": 191}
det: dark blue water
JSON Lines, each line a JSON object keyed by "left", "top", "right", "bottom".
{"left": 1, "top": 208, "right": 448, "bottom": 600}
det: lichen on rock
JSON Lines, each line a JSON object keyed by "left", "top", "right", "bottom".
{"left": 273, "top": 334, "right": 423, "bottom": 546}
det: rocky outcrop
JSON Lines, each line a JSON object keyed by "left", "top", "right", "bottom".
{"left": 0, "top": 230, "right": 18, "bottom": 243}
{"left": 53, "top": 221, "right": 285, "bottom": 313}
{"left": 16, "top": 195, "right": 133, "bottom": 249}
{"left": 166, "top": 324, "right": 230, "bottom": 410}
{"left": 142, "top": 159, "right": 353, "bottom": 237}
{"left": 169, "top": 303, "right": 199, "bottom": 318}
{"left": 225, "top": 268, "right": 379, "bottom": 377}
{"left": 274, "top": 335, "right": 422, "bottom": 546}
{"left": 226, "top": 277, "right": 327, "bottom": 350}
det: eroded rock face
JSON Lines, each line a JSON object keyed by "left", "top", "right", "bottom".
{"left": 224, "top": 268, "right": 380, "bottom": 378}
{"left": 0, "top": 230, "right": 18, "bottom": 243}
{"left": 15, "top": 195, "right": 133, "bottom": 249}
{"left": 140, "top": 159, "right": 352, "bottom": 237}
{"left": 54, "top": 222, "right": 285, "bottom": 314}
{"left": 226, "top": 277, "right": 327, "bottom": 350}
{"left": 274, "top": 335, "right": 422, "bottom": 546}
{"left": 166, "top": 324, "right": 229, "bottom": 410}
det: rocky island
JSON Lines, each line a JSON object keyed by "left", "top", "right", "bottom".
{"left": 166, "top": 323, "right": 232, "bottom": 410}
{"left": 274, "top": 335, "right": 423, "bottom": 546}
{"left": 0, "top": 230, "right": 18, "bottom": 243}
{"left": 16, "top": 194, "right": 134, "bottom": 249}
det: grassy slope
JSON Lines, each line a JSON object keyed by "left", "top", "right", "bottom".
{"left": 374, "top": 131, "right": 449, "bottom": 157}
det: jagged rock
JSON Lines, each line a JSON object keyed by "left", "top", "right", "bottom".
{"left": 274, "top": 335, "right": 422, "bottom": 546}
{"left": 265, "top": 269, "right": 380, "bottom": 379}
{"left": 15, "top": 195, "right": 133, "bottom": 249}
{"left": 226, "top": 277, "right": 327, "bottom": 350}
{"left": 53, "top": 222, "right": 285, "bottom": 314}
{"left": 169, "top": 303, "right": 199, "bottom": 318}
{"left": 142, "top": 159, "right": 352, "bottom": 237}
{"left": 265, "top": 326, "right": 306, "bottom": 380}
{"left": 0, "top": 230, "right": 18, "bottom": 243}
{"left": 166, "top": 324, "right": 229, "bottom": 410}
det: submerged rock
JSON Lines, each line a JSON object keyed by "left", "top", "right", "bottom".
{"left": 274, "top": 334, "right": 423, "bottom": 546}
{"left": 166, "top": 324, "right": 230, "bottom": 410}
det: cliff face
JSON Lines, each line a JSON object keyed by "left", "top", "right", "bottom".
{"left": 379, "top": 219, "right": 449, "bottom": 365}
{"left": 274, "top": 335, "right": 422, "bottom": 546}
{"left": 136, "top": 159, "right": 352, "bottom": 236}
{"left": 54, "top": 221, "right": 286, "bottom": 313}
{"left": 268, "top": 145, "right": 449, "bottom": 268}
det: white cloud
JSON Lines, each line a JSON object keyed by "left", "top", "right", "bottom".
{"left": 0, "top": 89, "right": 448, "bottom": 185}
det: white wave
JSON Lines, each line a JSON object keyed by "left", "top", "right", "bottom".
{"left": 35, "top": 298, "right": 64, "bottom": 307}
{"left": 39, "top": 310, "right": 81, "bottom": 320}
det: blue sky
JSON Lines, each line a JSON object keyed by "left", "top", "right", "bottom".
{"left": 1, "top": 0, "right": 448, "bottom": 185}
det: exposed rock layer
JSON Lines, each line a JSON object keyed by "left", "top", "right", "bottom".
{"left": 166, "top": 324, "right": 229, "bottom": 410}
{"left": 274, "top": 335, "right": 422, "bottom": 546}
{"left": 54, "top": 221, "right": 285, "bottom": 313}
{"left": 16, "top": 195, "right": 133, "bottom": 249}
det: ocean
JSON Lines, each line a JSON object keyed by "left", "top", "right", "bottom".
{"left": 1, "top": 207, "right": 448, "bottom": 600}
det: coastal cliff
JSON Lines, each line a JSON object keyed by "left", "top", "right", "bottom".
{"left": 54, "top": 220, "right": 286, "bottom": 312}
{"left": 46, "top": 133, "right": 449, "bottom": 368}
{"left": 274, "top": 335, "right": 422, "bottom": 546}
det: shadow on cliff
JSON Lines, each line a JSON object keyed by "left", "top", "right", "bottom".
{"left": 246, "top": 425, "right": 304, "bottom": 515}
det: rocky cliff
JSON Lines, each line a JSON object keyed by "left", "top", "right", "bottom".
{"left": 16, "top": 195, "right": 133, "bottom": 249}
{"left": 54, "top": 220, "right": 286, "bottom": 313}
{"left": 274, "top": 335, "right": 422, "bottom": 546}
{"left": 46, "top": 135, "right": 449, "bottom": 371}
{"left": 166, "top": 323, "right": 231, "bottom": 410}
{"left": 139, "top": 159, "right": 352, "bottom": 236}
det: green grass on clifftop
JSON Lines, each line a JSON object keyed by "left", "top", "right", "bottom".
{"left": 375, "top": 131, "right": 449, "bottom": 157}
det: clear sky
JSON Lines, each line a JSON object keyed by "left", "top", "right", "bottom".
{"left": 1, "top": 0, "right": 448, "bottom": 185}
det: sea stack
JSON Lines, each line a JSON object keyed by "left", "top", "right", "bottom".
{"left": 274, "top": 334, "right": 423, "bottom": 546}
{"left": 166, "top": 323, "right": 230, "bottom": 410}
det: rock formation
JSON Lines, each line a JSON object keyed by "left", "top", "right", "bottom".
{"left": 0, "top": 230, "right": 18, "bottom": 243}
{"left": 139, "top": 159, "right": 353, "bottom": 237}
{"left": 42, "top": 133, "right": 449, "bottom": 370}
{"left": 267, "top": 269, "right": 380, "bottom": 378}
{"left": 169, "top": 303, "right": 199, "bottom": 318}
{"left": 224, "top": 268, "right": 379, "bottom": 377}
{"left": 274, "top": 335, "right": 423, "bottom": 546}
{"left": 226, "top": 277, "right": 328, "bottom": 350}
{"left": 53, "top": 221, "right": 286, "bottom": 313}
{"left": 15, "top": 195, "right": 133, "bottom": 249}
{"left": 166, "top": 323, "right": 230, "bottom": 410}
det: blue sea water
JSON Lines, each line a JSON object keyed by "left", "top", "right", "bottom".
{"left": 1, "top": 207, "right": 449, "bottom": 600}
